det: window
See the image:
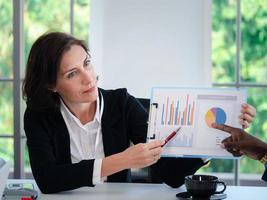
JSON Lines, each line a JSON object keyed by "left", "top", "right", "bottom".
{"left": 0, "top": 0, "right": 91, "bottom": 178}
{"left": 199, "top": 0, "right": 267, "bottom": 183}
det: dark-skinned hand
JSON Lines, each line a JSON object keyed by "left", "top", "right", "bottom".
{"left": 212, "top": 123, "right": 267, "bottom": 160}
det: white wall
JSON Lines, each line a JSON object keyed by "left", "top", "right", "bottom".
{"left": 90, "top": 0, "right": 211, "bottom": 98}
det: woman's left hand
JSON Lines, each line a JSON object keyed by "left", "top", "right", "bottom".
{"left": 239, "top": 103, "right": 256, "bottom": 129}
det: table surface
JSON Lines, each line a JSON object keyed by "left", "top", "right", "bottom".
{"left": 40, "top": 183, "right": 267, "bottom": 200}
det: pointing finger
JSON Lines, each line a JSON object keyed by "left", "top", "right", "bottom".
{"left": 211, "top": 123, "right": 235, "bottom": 135}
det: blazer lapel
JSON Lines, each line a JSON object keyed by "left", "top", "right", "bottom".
{"left": 100, "top": 89, "right": 126, "bottom": 157}
{"left": 49, "top": 109, "right": 72, "bottom": 164}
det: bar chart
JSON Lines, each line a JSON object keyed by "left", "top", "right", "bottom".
{"left": 160, "top": 95, "right": 195, "bottom": 126}
{"left": 165, "top": 129, "right": 194, "bottom": 147}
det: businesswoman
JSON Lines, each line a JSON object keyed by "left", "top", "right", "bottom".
{"left": 23, "top": 32, "right": 256, "bottom": 194}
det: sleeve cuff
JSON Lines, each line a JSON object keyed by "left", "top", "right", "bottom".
{"left": 92, "top": 158, "right": 105, "bottom": 184}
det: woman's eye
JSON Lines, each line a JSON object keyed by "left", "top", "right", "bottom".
{"left": 67, "top": 71, "right": 77, "bottom": 78}
{"left": 84, "top": 59, "right": 91, "bottom": 67}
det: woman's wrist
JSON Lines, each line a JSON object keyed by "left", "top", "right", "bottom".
{"left": 119, "top": 150, "right": 132, "bottom": 169}
{"left": 116, "top": 151, "right": 130, "bottom": 169}
{"left": 101, "top": 152, "right": 129, "bottom": 178}
{"left": 256, "top": 141, "right": 267, "bottom": 161}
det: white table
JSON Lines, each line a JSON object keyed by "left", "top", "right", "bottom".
{"left": 40, "top": 183, "right": 267, "bottom": 200}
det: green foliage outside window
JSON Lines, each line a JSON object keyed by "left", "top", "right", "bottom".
{"left": 74, "top": 0, "right": 91, "bottom": 43}
{"left": 0, "top": 0, "right": 12, "bottom": 78}
{"left": 24, "top": 0, "right": 90, "bottom": 69}
{"left": 212, "top": 0, "right": 237, "bottom": 84}
{"left": 24, "top": 0, "right": 71, "bottom": 70}
{"left": 241, "top": 0, "right": 267, "bottom": 83}
{"left": 0, "top": 0, "right": 13, "bottom": 164}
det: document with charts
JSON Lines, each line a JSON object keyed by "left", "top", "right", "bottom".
{"left": 146, "top": 87, "right": 247, "bottom": 158}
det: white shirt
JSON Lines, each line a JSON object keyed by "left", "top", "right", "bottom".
{"left": 60, "top": 94, "right": 106, "bottom": 184}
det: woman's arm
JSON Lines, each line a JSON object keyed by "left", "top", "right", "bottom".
{"left": 24, "top": 109, "right": 95, "bottom": 194}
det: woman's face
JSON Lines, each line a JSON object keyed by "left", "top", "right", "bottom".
{"left": 54, "top": 45, "right": 98, "bottom": 105}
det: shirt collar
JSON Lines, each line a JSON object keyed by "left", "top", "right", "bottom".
{"left": 60, "top": 95, "right": 101, "bottom": 126}
{"left": 95, "top": 95, "right": 101, "bottom": 123}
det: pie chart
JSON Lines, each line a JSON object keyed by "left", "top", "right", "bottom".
{"left": 205, "top": 107, "right": 226, "bottom": 128}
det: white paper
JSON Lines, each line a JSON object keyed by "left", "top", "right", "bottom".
{"left": 146, "top": 87, "right": 247, "bottom": 159}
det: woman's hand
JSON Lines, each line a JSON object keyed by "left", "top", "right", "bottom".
{"left": 239, "top": 103, "right": 256, "bottom": 129}
{"left": 122, "top": 140, "right": 164, "bottom": 169}
{"left": 101, "top": 140, "right": 163, "bottom": 178}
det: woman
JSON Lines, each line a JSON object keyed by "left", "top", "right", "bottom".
{"left": 23, "top": 32, "right": 256, "bottom": 194}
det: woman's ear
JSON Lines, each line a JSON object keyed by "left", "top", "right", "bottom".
{"left": 49, "top": 89, "right": 57, "bottom": 93}
{"left": 48, "top": 85, "right": 57, "bottom": 93}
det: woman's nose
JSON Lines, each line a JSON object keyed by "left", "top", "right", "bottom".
{"left": 81, "top": 70, "right": 95, "bottom": 85}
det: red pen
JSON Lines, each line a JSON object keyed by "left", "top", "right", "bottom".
{"left": 161, "top": 127, "right": 182, "bottom": 147}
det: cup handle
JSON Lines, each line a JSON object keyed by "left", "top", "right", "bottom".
{"left": 214, "top": 181, "right": 226, "bottom": 194}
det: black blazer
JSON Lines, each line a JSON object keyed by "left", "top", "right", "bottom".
{"left": 24, "top": 88, "right": 205, "bottom": 193}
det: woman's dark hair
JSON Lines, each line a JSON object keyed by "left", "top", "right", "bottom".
{"left": 23, "top": 32, "right": 88, "bottom": 111}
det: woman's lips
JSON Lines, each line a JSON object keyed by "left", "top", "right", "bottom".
{"left": 82, "top": 86, "right": 96, "bottom": 94}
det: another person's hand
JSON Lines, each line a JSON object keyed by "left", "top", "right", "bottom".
{"left": 122, "top": 140, "right": 164, "bottom": 168}
{"left": 212, "top": 123, "right": 267, "bottom": 160}
{"left": 239, "top": 103, "right": 256, "bottom": 128}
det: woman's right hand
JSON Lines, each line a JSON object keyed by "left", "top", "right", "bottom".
{"left": 122, "top": 140, "right": 164, "bottom": 169}
{"left": 101, "top": 140, "right": 163, "bottom": 178}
